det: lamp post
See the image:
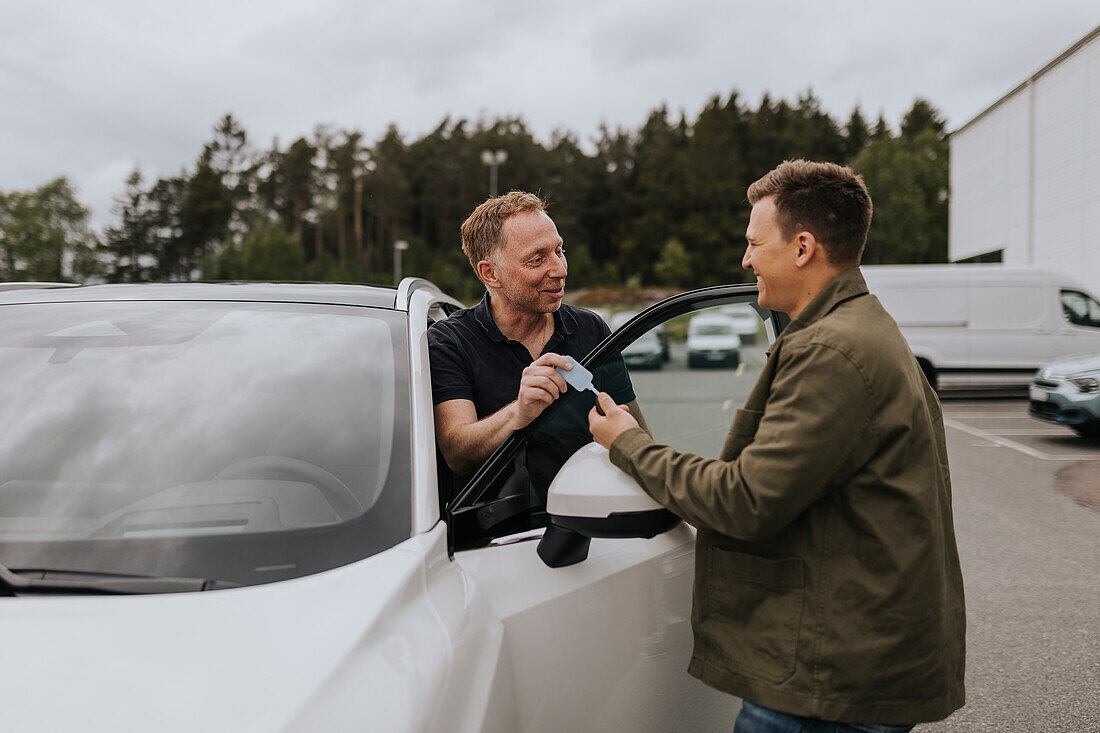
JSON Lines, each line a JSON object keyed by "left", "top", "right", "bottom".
{"left": 480, "top": 149, "right": 508, "bottom": 196}
{"left": 393, "top": 239, "right": 409, "bottom": 285}
{"left": 353, "top": 156, "right": 375, "bottom": 282}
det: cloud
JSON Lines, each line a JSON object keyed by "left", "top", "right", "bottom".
{"left": 73, "top": 156, "right": 143, "bottom": 231}
{"left": 1, "top": 0, "right": 1097, "bottom": 230}
{"left": 587, "top": 0, "right": 708, "bottom": 72}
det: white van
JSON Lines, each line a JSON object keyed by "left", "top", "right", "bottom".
{"left": 861, "top": 265, "right": 1100, "bottom": 391}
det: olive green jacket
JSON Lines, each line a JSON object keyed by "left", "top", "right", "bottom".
{"left": 609, "top": 268, "right": 965, "bottom": 724}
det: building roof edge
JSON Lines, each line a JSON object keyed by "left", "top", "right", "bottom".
{"left": 950, "top": 24, "right": 1100, "bottom": 138}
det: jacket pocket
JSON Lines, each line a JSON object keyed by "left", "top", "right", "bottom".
{"left": 697, "top": 547, "right": 805, "bottom": 684}
{"left": 720, "top": 408, "right": 764, "bottom": 460}
{"left": 730, "top": 408, "right": 764, "bottom": 437}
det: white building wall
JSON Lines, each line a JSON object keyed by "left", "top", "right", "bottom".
{"left": 949, "top": 91, "right": 1030, "bottom": 262}
{"left": 949, "top": 28, "right": 1100, "bottom": 297}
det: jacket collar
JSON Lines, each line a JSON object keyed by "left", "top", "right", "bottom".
{"left": 781, "top": 267, "right": 868, "bottom": 338}
{"left": 472, "top": 291, "right": 576, "bottom": 344}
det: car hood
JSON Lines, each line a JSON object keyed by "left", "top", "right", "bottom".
{"left": 1042, "top": 352, "right": 1100, "bottom": 377}
{"left": 0, "top": 530, "right": 451, "bottom": 733}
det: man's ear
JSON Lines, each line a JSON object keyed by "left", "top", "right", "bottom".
{"left": 793, "top": 232, "right": 821, "bottom": 268}
{"left": 477, "top": 259, "right": 500, "bottom": 288}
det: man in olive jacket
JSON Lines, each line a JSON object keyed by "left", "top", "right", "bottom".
{"left": 589, "top": 160, "right": 965, "bottom": 731}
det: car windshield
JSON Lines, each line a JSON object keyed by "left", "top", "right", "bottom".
{"left": 0, "top": 300, "right": 410, "bottom": 588}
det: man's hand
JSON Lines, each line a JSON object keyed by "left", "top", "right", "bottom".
{"left": 437, "top": 352, "right": 575, "bottom": 475}
{"left": 589, "top": 392, "right": 639, "bottom": 449}
{"left": 512, "top": 352, "right": 573, "bottom": 430}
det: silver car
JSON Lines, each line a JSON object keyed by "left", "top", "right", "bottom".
{"left": 1029, "top": 352, "right": 1100, "bottom": 437}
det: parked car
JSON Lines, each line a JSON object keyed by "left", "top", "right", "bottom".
{"left": 687, "top": 312, "right": 741, "bottom": 368}
{"left": 862, "top": 264, "right": 1100, "bottom": 391}
{"left": 620, "top": 329, "right": 663, "bottom": 370}
{"left": 610, "top": 310, "right": 670, "bottom": 361}
{"left": 585, "top": 306, "right": 612, "bottom": 326}
{"left": 0, "top": 280, "right": 780, "bottom": 732}
{"left": 607, "top": 310, "right": 636, "bottom": 332}
{"left": 1028, "top": 352, "right": 1100, "bottom": 437}
{"left": 718, "top": 303, "right": 760, "bottom": 344}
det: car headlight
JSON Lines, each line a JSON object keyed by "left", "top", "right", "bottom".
{"left": 1068, "top": 376, "right": 1099, "bottom": 393}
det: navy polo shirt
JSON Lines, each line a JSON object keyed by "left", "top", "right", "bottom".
{"left": 428, "top": 292, "right": 635, "bottom": 420}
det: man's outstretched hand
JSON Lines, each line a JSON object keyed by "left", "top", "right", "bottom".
{"left": 588, "top": 392, "right": 639, "bottom": 449}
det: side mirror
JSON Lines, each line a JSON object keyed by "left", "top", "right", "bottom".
{"left": 537, "top": 443, "right": 680, "bottom": 568}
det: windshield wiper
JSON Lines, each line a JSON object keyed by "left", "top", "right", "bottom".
{"left": 0, "top": 563, "right": 240, "bottom": 596}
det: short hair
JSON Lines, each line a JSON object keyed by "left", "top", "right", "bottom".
{"left": 460, "top": 191, "right": 547, "bottom": 278}
{"left": 747, "top": 160, "right": 873, "bottom": 265}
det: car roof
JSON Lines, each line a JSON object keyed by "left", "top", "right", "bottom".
{"left": 861, "top": 264, "right": 1086, "bottom": 288}
{"left": 0, "top": 282, "right": 408, "bottom": 309}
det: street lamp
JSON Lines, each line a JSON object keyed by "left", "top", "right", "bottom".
{"left": 352, "top": 155, "right": 374, "bottom": 282}
{"left": 480, "top": 148, "right": 508, "bottom": 196}
{"left": 393, "top": 239, "right": 409, "bottom": 285}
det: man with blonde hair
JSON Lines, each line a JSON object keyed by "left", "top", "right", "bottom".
{"left": 429, "top": 191, "right": 635, "bottom": 481}
{"left": 589, "top": 160, "right": 965, "bottom": 732}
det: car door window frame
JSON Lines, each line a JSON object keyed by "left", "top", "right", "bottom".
{"left": 445, "top": 283, "right": 785, "bottom": 555}
{"left": 408, "top": 287, "right": 465, "bottom": 535}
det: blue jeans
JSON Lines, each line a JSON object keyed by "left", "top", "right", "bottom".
{"left": 734, "top": 701, "right": 914, "bottom": 733}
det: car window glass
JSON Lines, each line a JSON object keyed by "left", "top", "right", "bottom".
{"left": 1061, "top": 290, "right": 1100, "bottom": 328}
{"left": 0, "top": 301, "right": 411, "bottom": 587}
{"left": 590, "top": 302, "right": 770, "bottom": 458}
{"left": 448, "top": 343, "right": 635, "bottom": 549}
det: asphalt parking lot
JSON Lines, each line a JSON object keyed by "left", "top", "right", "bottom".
{"left": 924, "top": 398, "right": 1099, "bottom": 732}
{"left": 940, "top": 399, "right": 1099, "bottom": 511}
{"left": 625, "top": 350, "right": 1099, "bottom": 731}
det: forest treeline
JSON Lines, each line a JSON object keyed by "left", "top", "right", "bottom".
{"left": 0, "top": 92, "right": 949, "bottom": 301}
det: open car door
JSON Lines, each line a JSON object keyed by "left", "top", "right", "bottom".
{"left": 438, "top": 284, "right": 788, "bottom": 731}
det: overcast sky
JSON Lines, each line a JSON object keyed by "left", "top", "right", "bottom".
{"left": 1, "top": 1, "right": 1097, "bottom": 230}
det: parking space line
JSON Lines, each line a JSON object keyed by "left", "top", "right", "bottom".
{"left": 944, "top": 418, "right": 1100, "bottom": 461}
{"left": 983, "top": 429, "right": 1073, "bottom": 436}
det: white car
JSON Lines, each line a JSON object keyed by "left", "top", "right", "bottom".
{"left": 0, "top": 280, "right": 780, "bottom": 732}
{"left": 1029, "top": 352, "right": 1100, "bottom": 437}
{"left": 718, "top": 304, "right": 761, "bottom": 344}
{"left": 607, "top": 310, "right": 636, "bottom": 331}
{"left": 620, "top": 329, "right": 663, "bottom": 370}
{"left": 585, "top": 306, "right": 612, "bottom": 326}
{"left": 610, "top": 309, "right": 669, "bottom": 361}
{"left": 687, "top": 312, "right": 742, "bottom": 369}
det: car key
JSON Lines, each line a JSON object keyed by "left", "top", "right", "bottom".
{"left": 556, "top": 360, "right": 606, "bottom": 416}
